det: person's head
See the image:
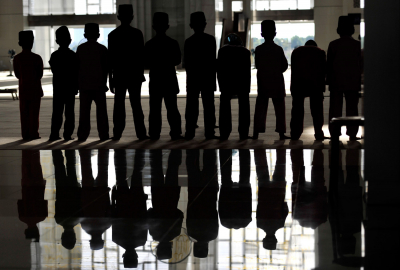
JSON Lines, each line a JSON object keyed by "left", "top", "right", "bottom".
{"left": 261, "top": 20, "right": 276, "bottom": 40}
{"left": 24, "top": 226, "right": 39, "bottom": 240}
{"left": 263, "top": 234, "right": 278, "bottom": 250}
{"left": 84, "top": 23, "right": 100, "bottom": 41}
{"left": 118, "top": 4, "right": 134, "bottom": 25}
{"left": 18, "top": 30, "right": 34, "bottom": 50}
{"left": 305, "top": 39, "right": 318, "bottom": 47}
{"left": 156, "top": 241, "right": 172, "bottom": 260}
{"left": 193, "top": 241, "right": 209, "bottom": 258}
{"left": 89, "top": 233, "right": 104, "bottom": 250}
{"left": 61, "top": 228, "right": 76, "bottom": 250}
{"left": 226, "top": 33, "right": 243, "bottom": 46}
{"left": 337, "top": 16, "right": 355, "bottom": 37}
{"left": 123, "top": 250, "right": 139, "bottom": 268}
{"left": 190, "top": 11, "right": 207, "bottom": 33}
{"left": 153, "top": 12, "right": 169, "bottom": 34}
{"left": 55, "top": 26, "right": 72, "bottom": 48}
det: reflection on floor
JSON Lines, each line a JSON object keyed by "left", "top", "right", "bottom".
{"left": 0, "top": 148, "right": 365, "bottom": 269}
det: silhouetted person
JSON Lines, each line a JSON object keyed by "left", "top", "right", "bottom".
{"left": 290, "top": 40, "right": 328, "bottom": 140}
{"left": 186, "top": 149, "right": 219, "bottom": 258}
{"left": 327, "top": 16, "right": 362, "bottom": 140}
{"left": 252, "top": 20, "right": 290, "bottom": 140}
{"left": 109, "top": 5, "right": 149, "bottom": 141}
{"left": 254, "top": 149, "right": 288, "bottom": 250}
{"left": 76, "top": 23, "right": 110, "bottom": 141}
{"left": 49, "top": 26, "right": 78, "bottom": 141}
{"left": 184, "top": 12, "right": 217, "bottom": 140}
{"left": 18, "top": 150, "right": 47, "bottom": 241}
{"left": 79, "top": 149, "right": 112, "bottom": 250}
{"left": 13, "top": 31, "right": 43, "bottom": 140}
{"left": 147, "top": 150, "right": 183, "bottom": 260}
{"left": 290, "top": 147, "right": 328, "bottom": 230}
{"left": 145, "top": 12, "right": 183, "bottom": 140}
{"left": 112, "top": 149, "right": 148, "bottom": 268}
{"left": 217, "top": 34, "right": 251, "bottom": 140}
{"left": 329, "top": 143, "right": 363, "bottom": 256}
{"left": 52, "top": 150, "right": 82, "bottom": 250}
{"left": 218, "top": 149, "right": 252, "bottom": 230}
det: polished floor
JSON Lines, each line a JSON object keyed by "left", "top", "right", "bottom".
{"left": 0, "top": 148, "right": 365, "bottom": 269}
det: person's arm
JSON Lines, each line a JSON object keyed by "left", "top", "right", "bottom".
{"left": 102, "top": 47, "right": 109, "bottom": 92}
{"left": 48, "top": 53, "right": 55, "bottom": 74}
{"left": 245, "top": 49, "right": 251, "bottom": 93}
{"left": 183, "top": 39, "right": 190, "bottom": 72}
{"left": 321, "top": 50, "right": 327, "bottom": 90}
{"left": 13, "top": 56, "right": 20, "bottom": 79}
{"left": 173, "top": 40, "right": 181, "bottom": 67}
{"left": 280, "top": 47, "right": 288, "bottom": 73}
{"left": 107, "top": 33, "right": 114, "bottom": 93}
{"left": 254, "top": 47, "right": 259, "bottom": 69}
{"left": 326, "top": 43, "right": 333, "bottom": 85}
{"left": 138, "top": 30, "right": 145, "bottom": 78}
{"left": 37, "top": 56, "right": 44, "bottom": 80}
{"left": 216, "top": 48, "right": 226, "bottom": 91}
{"left": 144, "top": 42, "right": 151, "bottom": 70}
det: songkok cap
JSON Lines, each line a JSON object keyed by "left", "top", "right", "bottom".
{"left": 55, "top": 26, "right": 71, "bottom": 40}
{"left": 85, "top": 23, "right": 100, "bottom": 34}
{"left": 261, "top": 20, "right": 276, "bottom": 33}
{"left": 19, "top": 30, "right": 34, "bottom": 41}
{"left": 193, "top": 242, "right": 209, "bottom": 258}
{"left": 190, "top": 11, "right": 206, "bottom": 24}
{"left": 338, "top": 16, "right": 353, "bottom": 29}
{"left": 305, "top": 40, "right": 317, "bottom": 46}
{"left": 153, "top": 12, "right": 169, "bottom": 26}
{"left": 263, "top": 235, "right": 278, "bottom": 250}
{"left": 118, "top": 4, "right": 133, "bottom": 16}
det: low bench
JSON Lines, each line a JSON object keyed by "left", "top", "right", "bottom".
{"left": 0, "top": 89, "right": 19, "bottom": 100}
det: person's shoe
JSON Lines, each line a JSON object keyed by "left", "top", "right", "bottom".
{"left": 138, "top": 135, "right": 150, "bottom": 140}
{"left": 185, "top": 134, "right": 195, "bottom": 140}
{"left": 349, "top": 136, "right": 361, "bottom": 141}
{"left": 64, "top": 137, "right": 75, "bottom": 141}
{"left": 111, "top": 136, "right": 121, "bottom": 141}
{"left": 77, "top": 138, "right": 87, "bottom": 142}
{"left": 30, "top": 136, "right": 41, "bottom": 140}
{"left": 279, "top": 133, "right": 291, "bottom": 140}
{"left": 150, "top": 136, "right": 160, "bottom": 140}
{"left": 252, "top": 132, "right": 259, "bottom": 139}
{"left": 49, "top": 136, "right": 61, "bottom": 141}
{"left": 240, "top": 136, "right": 252, "bottom": 140}
{"left": 195, "top": 125, "right": 199, "bottom": 129}
{"left": 214, "top": 125, "right": 219, "bottom": 128}
{"left": 290, "top": 136, "right": 300, "bottom": 140}
{"left": 219, "top": 136, "right": 229, "bottom": 141}
{"left": 99, "top": 136, "right": 110, "bottom": 141}
{"left": 171, "top": 135, "right": 184, "bottom": 140}
{"left": 205, "top": 135, "right": 220, "bottom": 140}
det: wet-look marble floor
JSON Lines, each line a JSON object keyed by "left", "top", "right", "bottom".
{"left": 0, "top": 148, "right": 365, "bottom": 269}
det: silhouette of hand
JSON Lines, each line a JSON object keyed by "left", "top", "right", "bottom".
{"left": 109, "top": 78, "right": 115, "bottom": 94}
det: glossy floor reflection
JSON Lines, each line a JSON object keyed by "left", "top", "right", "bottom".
{"left": 0, "top": 148, "right": 365, "bottom": 269}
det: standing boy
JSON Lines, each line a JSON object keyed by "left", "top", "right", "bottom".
{"left": 76, "top": 23, "right": 110, "bottom": 141}
{"left": 109, "top": 4, "right": 148, "bottom": 140}
{"left": 13, "top": 30, "right": 44, "bottom": 140}
{"left": 184, "top": 11, "right": 217, "bottom": 140}
{"left": 252, "top": 20, "right": 290, "bottom": 140}
{"left": 145, "top": 12, "right": 182, "bottom": 140}
{"left": 49, "top": 26, "right": 78, "bottom": 141}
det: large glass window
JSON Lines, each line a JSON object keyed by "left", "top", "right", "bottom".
{"left": 27, "top": 0, "right": 116, "bottom": 15}
{"left": 253, "top": 0, "right": 313, "bottom": 11}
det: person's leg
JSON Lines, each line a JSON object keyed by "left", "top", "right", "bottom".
{"left": 77, "top": 92, "right": 93, "bottom": 141}
{"left": 290, "top": 96, "right": 305, "bottom": 140}
{"left": 310, "top": 94, "right": 325, "bottom": 139}
{"left": 238, "top": 92, "right": 250, "bottom": 139}
{"left": 63, "top": 94, "right": 76, "bottom": 140}
{"left": 50, "top": 95, "right": 65, "bottom": 140}
{"left": 28, "top": 98, "right": 41, "bottom": 139}
{"left": 272, "top": 97, "right": 287, "bottom": 135}
{"left": 164, "top": 93, "right": 182, "bottom": 139}
{"left": 253, "top": 94, "right": 269, "bottom": 138}
{"left": 127, "top": 82, "right": 148, "bottom": 139}
{"left": 201, "top": 90, "right": 216, "bottom": 138}
{"left": 19, "top": 99, "right": 29, "bottom": 140}
{"left": 112, "top": 86, "right": 127, "bottom": 139}
{"left": 219, "top": 93, "right": 232, "bottom": 139}
{"left": 185, "top": 90, "right": 200, "bottom": 139}
{"left": 344, "top": 91, "right": 360, "bottom": 138}
{"left": 148, "top": 94, "right": 163, "bottom": 139}
{"left": 94, "top": 91, "right": 110, "bottom": 140}
{"left": 328, "top": 91, "right": 344, "bottom": 137}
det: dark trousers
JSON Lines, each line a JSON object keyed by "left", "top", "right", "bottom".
{"left": 50, "top": 94, "right": 75, "bottom": 139}
{"left": 328, "top": 91, "right": 359, "bottom": 137}
{"left": 219, "top": 92, "right": 250, "bottom": 138}
{"left": 253, "top": 96, "right": 286, "bottom": 134}
{"left": 185, "top": 90, "right": 216, "bottom": 137}
{"left": 77, "top": 91, "right": 109, "bottom": 140}
{"left": 149, "top": 93, "right": 182, "bottom": 138}
{"left": 19, "top": 98, "right": 41, "bottom": 140}
{"left": 290, "top": 95, "right": 324, "bottom": 139}
{"left": 112, "top": 82, "right": 147, "bottom": 139}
